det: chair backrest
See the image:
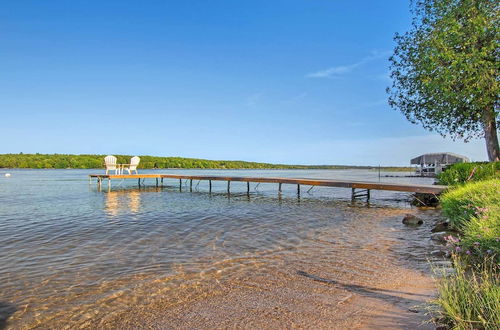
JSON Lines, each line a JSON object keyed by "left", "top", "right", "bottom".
{"left": 129, "top": 156, "right": 140, "bottom": 169}
{"left": 104, "top": 155, "right": 117, "bottom": 169}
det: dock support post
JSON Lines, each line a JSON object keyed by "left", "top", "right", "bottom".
{"left": 190, "top": 179, "right": 193, "bottom": 192}
{"left": 247, "top": 182, "right": 250, "bottom": 194}
{"left": 108, "top": 178, "right": 111, "bottom": 190}
{"left": 279, "top": 183, "right": 282, "bottom": 193}
{"left": 179, "top": 179, "right": 182, "bottom": 191}
{"left": 297, "top": 184, "right": 300, "bottom": 196}
{"left": 209, "top": 180, "right": 212, "bottom": 193}
{"left": 352, "top": 188, "right": 370, "bottom": 203}
{"left": 161, "top": 178, "right": 163, "bottom": 187}
{"left": 156, "top": 178, "right": 159, "bottom": 187}
{"left": 138, "top": 178, "right": 141, "bottom": 187}
{"left": 227, "top": 181, "right": 231, "bottom": 194}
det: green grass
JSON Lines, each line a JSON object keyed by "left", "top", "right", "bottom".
{"left": 436, "top": 179, "right": 500, "bottom": 328}
{"left": 441, "top": 179, "right": 500, "bottom": 258}
{"left": 433, "top": 256, "right": 500, "bottom": 330}
{"left": 441, "top": 179, "right": 500, "bottom": 228}
{"left": 438, "top": 162, "right": 500, "bottom": 186}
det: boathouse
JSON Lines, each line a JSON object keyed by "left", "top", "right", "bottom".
{"left": 411, "top": 152, "right": 469, "bottom": 176}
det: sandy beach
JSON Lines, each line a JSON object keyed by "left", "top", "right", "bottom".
{"left": 93, "top": 208, "right": 439, "bottom": 330}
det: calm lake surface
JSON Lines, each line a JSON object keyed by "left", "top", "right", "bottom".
{"left": 0, "top": 169, "right": 441, "bottom": 328}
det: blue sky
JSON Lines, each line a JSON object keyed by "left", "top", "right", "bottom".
{"left": 0, "top": 0, "right": 486, "bottom": 165}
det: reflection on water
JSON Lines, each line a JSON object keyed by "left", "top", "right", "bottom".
{"left": 0, "top": 169, "right": 441, "bottom": 329}
{"left": 129, "top": 191, "right": 141, "bottom": 213}
{"left": 105, "top": 191, "right": 120, "bottom": 216}
{"left": 105, "top": 190, "right": 142, "bottom": 216}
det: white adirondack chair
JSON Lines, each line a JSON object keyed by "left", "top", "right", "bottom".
{"left": 104, "top": 155, "right": 118, "bottom": 175}
{"left": 123, "top": 156, "right": 140, "bottom": 175}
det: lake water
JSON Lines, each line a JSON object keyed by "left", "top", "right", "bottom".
{"left": 0, "top": 169, "right": 442, "bottom": 328}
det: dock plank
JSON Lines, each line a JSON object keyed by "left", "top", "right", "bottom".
{"left": 89, "top": 173, "right": 447, "bottom": 194}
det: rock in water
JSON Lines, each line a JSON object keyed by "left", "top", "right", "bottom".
{"left": 402, "top": 214, "right": 423, "bottom": 225}
{"left": 431, "top": 231, "right": 450, "bottom": 243}
{"left": 432, "top": 221, "right": 450, "bottom": 232}
{"left": 430, "top": 249, "right": 450, "bottom": 258}
{"left": 411, "top": 193, "right": 440, "bottom": 207}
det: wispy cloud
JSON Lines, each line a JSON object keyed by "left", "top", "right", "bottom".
{"left": 245, "top": 93, "right": 263, "bottom": 107}
{"left": 284, "top": 135, "right": 486, "bottom": 165}
{"left": 356, "top": 99, "right": 388, "bottom": 109}
{"left": 306, "top": 50, "right": 391, "bottom": 79}
{"left": 281, "top": 92, "right": 307, "bottom": 105}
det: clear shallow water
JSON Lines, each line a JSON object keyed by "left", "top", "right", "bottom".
{"left": 0, "top": 169, "right": 440, "bottom": 328}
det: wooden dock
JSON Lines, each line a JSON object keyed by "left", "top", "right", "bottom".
{"left": 89, "top": 173, "right": 447, "bottom": 202}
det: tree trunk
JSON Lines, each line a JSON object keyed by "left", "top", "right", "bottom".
{"left": 483, "top": 108, "right": 500, "bottom": 161}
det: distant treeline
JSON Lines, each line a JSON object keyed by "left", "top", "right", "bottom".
{"left": 0, "top": 153, "right": 412, "bottom": 171}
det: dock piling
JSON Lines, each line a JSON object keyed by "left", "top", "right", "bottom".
{"left": 209, "top": 180, "right": 212, "bottom": 193}
{"left": 89, "top": 174, "right": 447, "bottom": 198}
{"left": 351, "top": 188, "right": 371, "bottom": 203}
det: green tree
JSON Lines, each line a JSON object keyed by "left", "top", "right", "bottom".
{"left": 388, "top": 0, "right": 499, "bottom": 161}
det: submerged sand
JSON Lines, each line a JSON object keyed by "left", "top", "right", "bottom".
{"left": 92, "top": 208, "right": 438, "bottom": 330}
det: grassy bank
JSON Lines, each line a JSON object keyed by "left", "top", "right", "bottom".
{"left": 434, "top": 256, "right": 499, "bottom": 329}
{"left": 0, "top": 153, "right": 412, "bottom": 171}
{"left": 441, "top": 179, "right": 500, "bottom": 258}
{"left": 434, "top": 173, "right": 499, "bottom": 329}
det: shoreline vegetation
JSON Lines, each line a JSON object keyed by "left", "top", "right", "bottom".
{"left": 0, "top": 153, "right": 413, "bottom": 171}
{"left": 432, "top": 164, "right": 499, "bottom": 329}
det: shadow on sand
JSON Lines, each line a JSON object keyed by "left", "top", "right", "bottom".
{"left": 0, "top": 302, "right": 16, "bottom": 330}
{"left": 297, "top": 270, "right": 431, "bottom": 302}
{"left": 297, "top": 270, "right": 434, "bottom": 328}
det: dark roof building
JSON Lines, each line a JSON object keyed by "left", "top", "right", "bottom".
{"left": 411, "top": 152, "right": 469, "bottom": 176}
{"left": 410, "top": 152, "right": 470, "bottom": 165}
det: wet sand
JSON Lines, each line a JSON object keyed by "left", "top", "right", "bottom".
{"left": 93, "top": 209, "right": 438, "bottom": 330}
{"left": 104, "top": 263, "right": 435, "bottom": 330}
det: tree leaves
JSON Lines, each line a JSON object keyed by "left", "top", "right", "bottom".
{"left": 387, "top": 0, "right": 499, "bottom": 144}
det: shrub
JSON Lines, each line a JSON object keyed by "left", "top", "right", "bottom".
{"left": 433, "top": 256, "right": 500, "bottom": 330}
{"left": 441, "top": 180, "right": 500, "bottom": 227}
{"left": 441, "top": 179, "right": 500, "bottom": 259}
{"left": 438, "top": 162, "right": 500, "bottom": 186}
